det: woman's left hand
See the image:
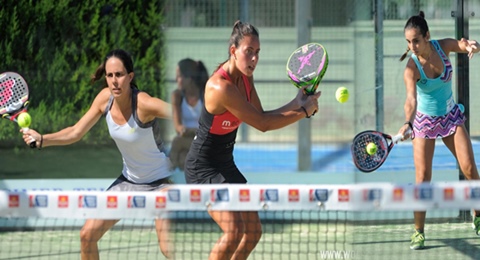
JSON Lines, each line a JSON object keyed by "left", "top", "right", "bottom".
{"left": 461, "top": 38, "right": 478, "bottom": 59}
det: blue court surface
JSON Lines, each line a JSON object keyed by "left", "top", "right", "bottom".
{"left": 232, "top": 141, "right": 476, "bottom": 173}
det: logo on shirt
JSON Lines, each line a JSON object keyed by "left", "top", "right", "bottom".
{"left": 221, "top": 120, "right": 240, "bottom": 130}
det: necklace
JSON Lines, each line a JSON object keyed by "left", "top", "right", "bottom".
{"left": 423, "top": 43, "right": 434, "bottom": 62}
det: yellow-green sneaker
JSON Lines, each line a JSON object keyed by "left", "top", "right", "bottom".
{"left": 473, "top": 216, "right": 480, "bottom": 236}
{"left": 410, "top": 230, "right": 425, "bottom": 250}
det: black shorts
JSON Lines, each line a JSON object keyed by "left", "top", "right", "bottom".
{"left": 184, "top": 156, "right": 247, "bottom": 184}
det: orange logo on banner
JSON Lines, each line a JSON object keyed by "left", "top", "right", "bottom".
{"left": 58, "top": 195, "right": 69, "bottom": 208}
{"left": 288, "top": 189, "right": 300, "bottom": 202}
{"left": 107, "top": 196, "right": 118, "bottom": 208}
{"left": 393, "top": 187, "right": 403, "bottom": 201}
{"left": 9, "top": 195, "right": 19, "bottom": 208}
{"left": 156, "top": 196, "right": 166, "bottom": 208}
{"left": 190, "top": 189, "right": 201, "bottom": 202}
{"left": 338, "top": 189, "right": 349, "bottom": 202}
{"left": 443, "top": 187, "right": 454, "bottom": 201}
{"left": 239, "top": 189, "right": 250, "bottom": 202}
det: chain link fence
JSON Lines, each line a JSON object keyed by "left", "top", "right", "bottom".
{"left": 162, "top": 0, "right": 480, "bottom": 172}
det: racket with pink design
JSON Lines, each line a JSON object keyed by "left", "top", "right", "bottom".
{"left": 0, "top": 72, "right": 36, "bottom": 148}
{"left": 286, "top": 42, "right": 329, "bottom": 95}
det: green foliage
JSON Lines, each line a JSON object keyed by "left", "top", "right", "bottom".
{"left": 0, "top": 0, "right": 167, "bottom": 147}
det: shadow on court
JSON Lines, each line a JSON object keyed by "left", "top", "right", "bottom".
{"left": 311, "top": 143, "right": 351, "bottom": 172}
{"left": 351, "top": 222, "right": 480, "bottom": 260}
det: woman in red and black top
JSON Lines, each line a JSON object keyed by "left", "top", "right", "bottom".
{"left": 184, "top": 20, "right": 321, "bottom": 260}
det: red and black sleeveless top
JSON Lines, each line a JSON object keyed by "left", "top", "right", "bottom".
{"left": 189, "top": 67, "right": 252, "bottom": 160}
{"left": 206, "top": 67, "right": 251, "bottom": 135}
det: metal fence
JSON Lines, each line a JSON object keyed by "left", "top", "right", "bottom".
{"left": 162, "top": 0, "right": 480, "bottom": 171}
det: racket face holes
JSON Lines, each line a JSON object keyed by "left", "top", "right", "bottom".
{"left": 0, "top": 79, "right": 15, "bottom": 108}
{"left": 352, "top": 132, "right": 389, "bottom": 172}
{"left": 0, "top": 73, "right": 29, "bottom": 113}
{"left": 287, "top": 44, "right": 327, "bottom": 88}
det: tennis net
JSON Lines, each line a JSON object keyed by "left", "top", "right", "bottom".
{"left": 1, "top": 182, "right": 480, "bottom": 259}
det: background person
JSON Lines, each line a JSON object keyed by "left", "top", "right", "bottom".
{"left": 170, "top": 58, "right": 208, "bottom": 171}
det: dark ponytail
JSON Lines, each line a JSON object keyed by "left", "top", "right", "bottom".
{"left": 399, "top": 47, "right": 410, "bottom": 62}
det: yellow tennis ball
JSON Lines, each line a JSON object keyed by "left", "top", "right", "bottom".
{"left": 335, "top": 86, "right": 349, "bottom": 103}
{"left": 17, "top": 112, "right": 32, "bottom": 128}
{"left": 366, "top": 142, "right": 377, "bottom": 155}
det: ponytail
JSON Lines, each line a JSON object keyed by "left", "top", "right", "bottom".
{"left": 399, "top": 47, "right": 410, "bottom": 61}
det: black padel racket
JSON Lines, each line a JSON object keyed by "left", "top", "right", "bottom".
{"left": 351, "top": 130, "right": 410, "bottom": 173}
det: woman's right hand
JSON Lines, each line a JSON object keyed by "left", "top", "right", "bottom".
{"left": 298, "top": 86, "right": 321, "bottom": 117}
{"left": 21, "top": 128, "right": 42, "bottom": 148}
{"left": 397, "top": 123, "right": 413, "bottom": 141}
{"left": 176, "top": 125, "right": 186, "bottom": 136}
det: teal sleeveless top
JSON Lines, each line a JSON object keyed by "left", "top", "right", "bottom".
{"left": 411, "top": 40, "right": 454, "bottom": 116}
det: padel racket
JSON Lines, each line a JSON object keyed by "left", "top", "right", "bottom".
{"left": 351, "top": 130, "right": 411, "bottom": 173}
{"left": 0, "top": 72, "right": 36, "bottom": 148}
{"left": 286, "top": 42, "right": 328, "bottom": 95}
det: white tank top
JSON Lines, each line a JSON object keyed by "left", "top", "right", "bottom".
{"left": 104, "top": 88, "right": 171, "bottom": 183}
{"left": 181, "top": 97, "right": 202, "bottom": 129}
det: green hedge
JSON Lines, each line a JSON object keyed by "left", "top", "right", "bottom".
{"left": 0, "top": 0, "right": 167, "bottom": 147}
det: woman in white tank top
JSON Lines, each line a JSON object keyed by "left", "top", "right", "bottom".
{"left": 170, "top": 58, "right": 208, "bottom": 170}
{"left": 21, "top": 49, "right": 174, "bottom": 259}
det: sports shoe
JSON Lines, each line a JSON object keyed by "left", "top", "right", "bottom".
{"left": 472, "top": 216, "right": 480, "bottom": 236}
{"left": 410, "top": 230, "right": 425, "bottom": 250}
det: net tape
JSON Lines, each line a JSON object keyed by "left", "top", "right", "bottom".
{"left": 2, "top": 182, "right": 480, "bottom": 219}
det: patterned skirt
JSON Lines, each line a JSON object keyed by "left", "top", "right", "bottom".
{"left": 413, "top": 104, "right": 465, "bottom": 139}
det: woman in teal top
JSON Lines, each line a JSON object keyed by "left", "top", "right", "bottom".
{"left": 398, "top": 11, "right": 480, "bottom": 250}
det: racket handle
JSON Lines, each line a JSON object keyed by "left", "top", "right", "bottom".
{"left": 406, "top": 128, "right": 412, "bottom": 135}
{"left": 393, "top": 129, "right": 412, "bottom": 144}
{"left": 29, "top": 140, "right": 37, "bottom": 148}
{"left": 22, "top": 127, "right": 37, "bottom": 148}
{"left": 392, "top": 134, "right": 403, "bottom": 144}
